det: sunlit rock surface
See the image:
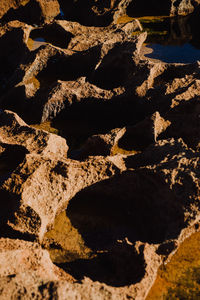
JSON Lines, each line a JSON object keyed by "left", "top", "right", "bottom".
{"left": 0, "top": 0, "right": 200, "bottom": 299}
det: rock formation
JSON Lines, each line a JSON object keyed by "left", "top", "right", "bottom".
{"left": 0, "top": 0, "right": 200, "bottom": 299}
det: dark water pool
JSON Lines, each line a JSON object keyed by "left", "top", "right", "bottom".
{"left": 142, "top": 14, "right": 200, "bottom": 63}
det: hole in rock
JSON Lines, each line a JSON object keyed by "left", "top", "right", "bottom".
{"left": 52, "top": 95, "right": 151, "bottom": 154}
{"left": 29, "top": 25, "right": 74, "bottom": 50}
{"left": 66, "top": 170, "right": 184, "bottom": 248}
{"left": 142, "top": 15, "right": 200, "bottom": 63}
{"left": 59, "top": 243, "right": 146, "bottom": 287}
{"left": 52, "top": 169, "right": 184, "bottom": 285}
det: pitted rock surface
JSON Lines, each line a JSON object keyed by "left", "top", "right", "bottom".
{"left": 0, "top": 1, "right": 200, "bottom": 299}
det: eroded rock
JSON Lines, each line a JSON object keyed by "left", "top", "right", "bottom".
{"left": 0, "top": 0, "right": 60, "bottom": 25}
{"left": 0, "top": 0, "right": 200, "bottom": 299}
{"left": 0, "top": 110, "right": 68, "bottom": 156}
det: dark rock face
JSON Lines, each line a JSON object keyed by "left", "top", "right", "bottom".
{"left": 58, "top": 0, "right": 121, "bottom": 26}
{"left": 0, "top": 0, "right": 60, "bottom": 25}
{"left": 0, "top": 0, "right": 200, "bottom": 299}
{"left": 126, "top": 0, "right": 200, "bottom": 16}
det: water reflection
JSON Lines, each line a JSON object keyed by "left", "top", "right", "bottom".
{"left": 143, "top": 14, "right": 200, "bottom": 63}
{"left": 146, "top": 43, "right": 200, "bottom": 63}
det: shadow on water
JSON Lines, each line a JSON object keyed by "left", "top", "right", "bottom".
{"left": 142, "top": 14, "right": 200, "bottom": 63}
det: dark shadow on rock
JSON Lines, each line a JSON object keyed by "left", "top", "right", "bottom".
{"left": 0, "top": 144, "right": 28, "bottom": 179}
{"left": 59, "top": 243, "right": 146, "bottom": 287}
{"left": 0, "top": 144, "right": 28, "bottom": 181}
{"left": 159, "top": 98, "right": 200, "bottom": 150}
{"left": 37, "top": 45, "right": 102, "bottom": 87}
{"left": 58, "top": 0, "right": 115, "bottom": 27}
{"left": 0, "top": 190, "right": 20, "bottom": 229}
{"left": 0, "top": 28, "right": 27, "bottom": 97}
{"left": 66, "top": 169, "right": 184, "bottom": 248}
{"left": 1, "top": 0, "right": 44, "bottom": 25}
{"left": 60, "top": 168, "right": 184, "bottom": 285}
{"left": 0, "top": 86, "right": 35, "bottom": 123}
{"left": 0, "top": 45, "right": 103, "bottom": 124}
{"left": 126, "top": 0, "right": 174, "bottom": 17}
{"left": 52, "top": 94, "right": 151, "bottom": 152}
{"left": 117, "top": 120, "right": 155, "bottom": 152}
{"left": 30, "top": 24, "right": 74, "bottom": 49}
{"left": 89, "top": 42, "right": 139, "bottom": 90}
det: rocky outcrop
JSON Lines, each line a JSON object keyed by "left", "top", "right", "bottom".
{"left": 0, "top": 111, "right": 125, "bottom": 240}
{"left": 0, "top": 20, "right": 144, "bottom": 123}
{"left": 0, "top": 110, "right": 68, "bottom": 156}
{"left": 0, "top": 1, "right": 200, "bottom": 299}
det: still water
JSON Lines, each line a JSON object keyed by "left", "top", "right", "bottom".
{"left": 142, "top": 14, "right": 200, "bottom": 63}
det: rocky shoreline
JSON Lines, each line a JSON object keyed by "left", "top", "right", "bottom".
{"left": 0, "top": 1, "right": 200, "bottom": 299}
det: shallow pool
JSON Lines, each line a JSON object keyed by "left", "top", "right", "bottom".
{"left": 142, "top": 14, "right": 200, "bottom": 63}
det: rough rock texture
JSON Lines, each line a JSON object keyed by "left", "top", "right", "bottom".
{"left": 0, "top": 110, "right": 68, "bottom": 156}
{"left": 0, "top": 0, "right": 60, "bottom": 24}
{"left": 0, "top": 20, "right": 144, "bottom": 123}
{"left": 0, "top": 1, "right": 200, "bottom": 299}
{"left": 0, "top": 111, "right": 125, "bottom": 240}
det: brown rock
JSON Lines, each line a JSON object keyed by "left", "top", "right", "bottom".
{"left": 0, "top": 0, "right": 60, "bottom": 25}
{"left": 0, "top": 111, "right": 124, "bottom": 240}
{"left": 0, "top": 238, "right": 74, "bottom": 299}
{"left": 0, "top": 20, "right": 145, "bottom": 124}
{"left": 0, "top": 110, "right": 68, "bottom": 156}
{"left": 0, "top": 239, "right": 160, "bottom": 300}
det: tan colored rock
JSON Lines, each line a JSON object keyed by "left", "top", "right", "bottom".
{"left": 0, "top": 0, "right": 17, "bottom": 19}
{"left": 0, "top": 0, "right": 60, "bottom": 24}
{"left": 0, "top": 238, "right": 74, "bottom": 299}
{"left": 0, "top": 238, "right": 59, "bottom": 280}
{"left": 0, "top": 20, "right": 145, "bottom": 123}
{"left": 1, "top": 153, "right": 123, "bottom": 240}
{"left": 57, "top": 20, "right": 142, "bottom": 52}
{"left": 41, "top": 77, "right": 122, "bottom": 122}
{"left": 0, "top": 111, "right": 124, "bottom": 240}
{"left": 0, "top": 110, "right": 68, "bottom": 156}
